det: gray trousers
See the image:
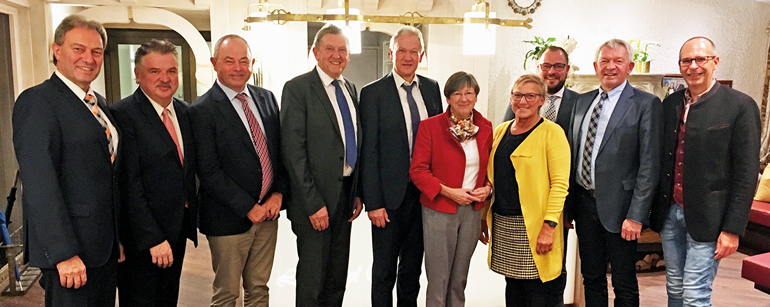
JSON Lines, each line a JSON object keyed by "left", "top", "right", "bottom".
{"left": 422, "top": 205, "right": 480, "bottom": 307}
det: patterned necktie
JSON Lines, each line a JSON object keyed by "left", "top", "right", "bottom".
{"left": 544, "top": 95, "right": 558, "bottom": 121}
{"left": 579, "top": 92, "right": 609, "bottom": 189}
{"left": 236, "top": 93, "right": 273, "bottom": 201}
{"left": 161, "top": 108, "right": 184, "bottom": 165}
{"left": 332, "top": 79, "right": 357, "bottom": 167}
{"left": 84, "top": 94, "right": 115, "bottom": 163}
{"left": 401, "top": 82, "right": 421, "bottom": 151}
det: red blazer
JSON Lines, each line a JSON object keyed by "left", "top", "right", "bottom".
{"left": 410, "top": 109, "right": 493, "bottom": 214}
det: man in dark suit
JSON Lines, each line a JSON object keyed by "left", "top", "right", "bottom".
{"left": 190, "top": 34, "right": 287, "bottom": 307}
{"left": 12, "top": 15, "right": 120, "bottom": 307}
{"left": 567, "top": 39, "right": 662, "bottom": 307}
{"left": 281, "top": 24, "right": 363, "bottom": 307}
{"left": 650, "top": 37, "right": 760, "bottom": 306}
{"left": 111, "top": 39, "right": 197, "bottom": 307}
{"left": 359, "top": 26, "right": 442, "bottom": 307}
{"left": 503, "top": 46, "right": 577, "bottom": 134}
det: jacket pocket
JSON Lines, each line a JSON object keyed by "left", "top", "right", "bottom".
{"left": 622, "top": 179, "right": 636, "bottom": 191}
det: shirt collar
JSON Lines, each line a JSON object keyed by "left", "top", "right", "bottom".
{"left": 55, "top": 70, "right": 94, "bottom": 102}
{"left": 392, "top": 70, "right": 420, "bottom": 88}
{"left": 684, "top": 79, "right": 717, "bottom": 105}
{"left": 549, "top": 86, "right": 566, "bottom": 99}
{"left": 316, "top": 65, "right": 344, "bottom": 87}
{"left": 216, "top": 79, "right": 251, "bottom": 102}
{"left": 599, "top": 80, "right": 627, "bottom": 102}
{"left": 141, "top": 88, "right": 176, "bottom": 118}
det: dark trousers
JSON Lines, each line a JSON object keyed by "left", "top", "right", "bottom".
{"left": 292, "top": 176, "right": 354, "bottom": 307}
{"left": 505, "top": 273, "right": 565, "bottom": 307}
{"left": 117, "top": 234, "right": 188, "bottom": 307}
{"left": 40, "top": 252, "right": 118, "bottom": 307}
{"left": 573, "top": 187, "right": 639, "bottom": 307}
{"left": 371, "top": 183, "right": 423, "bottom": 307}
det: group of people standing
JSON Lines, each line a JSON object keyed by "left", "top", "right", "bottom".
{"left": 11, "top": 13, "right": 760, "bottom": 307}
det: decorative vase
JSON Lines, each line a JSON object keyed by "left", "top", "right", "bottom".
{"left": 634, "top": 61, "right": 650, "bottom": 73}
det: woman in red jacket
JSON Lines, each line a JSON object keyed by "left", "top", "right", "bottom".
{"left": 409, "top": 71, "right": 493, "bottom": 307}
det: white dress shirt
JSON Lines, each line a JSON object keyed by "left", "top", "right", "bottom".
{"left": 539, "top": 86, "right": 566, "bottom": 118}
{"left": 392, "top": 71, "right": 429, "bottom": 150}
{"left": 461, "top": 139, "right": 480, "bottom": 190}
{"left": 316, "top": 66, "right": 358, "bottom": 177}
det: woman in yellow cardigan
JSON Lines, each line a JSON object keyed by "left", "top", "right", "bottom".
{"left": 481, "top": 74, "right": 570, "bottom": 307}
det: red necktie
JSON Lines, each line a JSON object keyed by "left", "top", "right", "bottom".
{"left": 236, "top": 93, "right": 273, "bottom": 201}
{"left": 162, "top": 108, "right": 184, "bottom": 164}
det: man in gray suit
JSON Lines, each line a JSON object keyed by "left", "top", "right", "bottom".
{"left": 503, "top": 46, "right": 577, "bottom": 135}
{"left": 567, "top": 39, "right": 662, "bottom": 307}
{"left": 281, "top": 24, "right": 363, "bottom": 307}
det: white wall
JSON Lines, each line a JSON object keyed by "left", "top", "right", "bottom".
{"left": 488, "top": 0, "right": 770, "bottom": 123}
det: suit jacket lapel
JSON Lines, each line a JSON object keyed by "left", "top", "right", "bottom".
{"left": 212, "top": 83, "right": 260, "bottom": 161}
{"left": 50, "top": 74, "right": 110, "bottom": 158}
{"left": 309, "top": 69, "right": 343, "bottom": 140}
{"left": 556, "top": 89, "right": 575, "bottom": 125}
{"left": 248, "top": 85, "right": 278, "bottom": 159}
{"left": 174, "top": 99, "right": 194, "bottom": 173}
{"left": 134, "top": 88, "right": 180, "bottom": 166}
{"left": 572, "top": 90, "right": 596, "bottom": 149}
{"left": 384, "top": 73, "right": 411, "bottom": 150}
{"left": 97, "top": 93, "right": 118, "bottom": 164}
{"left": 417, "top": 75, "right": 442, "bottom": 116}
{"left": 597, "top": 83, "right": 634, "bottom": 155}
{"left": 343, "top": 77, "right": 363, "bottom": 150}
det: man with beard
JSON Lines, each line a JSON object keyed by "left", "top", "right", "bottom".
{"left": 503, "top": 46, "right": 577, "bottom": 134}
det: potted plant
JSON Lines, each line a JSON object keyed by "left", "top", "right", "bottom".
{"left": 629, "top": 39, "right": 660, "bottom": 73}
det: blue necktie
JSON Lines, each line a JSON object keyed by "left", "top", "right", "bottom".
{"left": 332, "top": 79, "right": 357, "bottom": 167}
{"left": 401, "top": 83, "right": 421, "bottom": 151}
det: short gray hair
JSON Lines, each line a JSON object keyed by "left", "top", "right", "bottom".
{"left": 212, "top": 34, "right": 252, "bottom": 60}
{"left": 390, "top": 26, "right": 424, "bottom": 53}
{"left": 53, "top": 15, "right": 107, "bottom": 65}
{"left": 594, "top": 38, "right": 634, "bottom": 63}
{"left": 134, "top": 39, "right": 178, "bottom": 67}
{"left": 312, "top": 24, "right": 348, "bottom": 50}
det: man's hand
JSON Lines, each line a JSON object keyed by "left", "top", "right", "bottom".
{"left": 715, "top": 231, "right": 739, "bottom": 259}
{"left": 621, "top": 219, "right": 642, "bottom": 241}
{"left": 440, "top": 185, "right": 481, "bottom": 206}
{"left": 263, "top": 192, "right": 283, "bottom": 220}
{"left": 479, "top": 220, "right": 489, "bottom": 245}
{"left": 310, "top": 206, "right": 329, "bottom": 231}
{"left": 349, "top": 197, "right": 363, "bottom": 222}
{"left": 368, "top": 208, "right": 390, "bottom": 228}
{"left": 118, "top": 243, "right": 126, "bottom": 263}
{"left": 536, "top": 223, "right": 555, "bottom": 255}
{"left": 56, "top": 256, "right": 87, "bottom": 289}
{"left": 247, "top": 203, "right": 268, "bottom": 223}
{"left": 149, "top": 240, "right": 174, "bottom": 268}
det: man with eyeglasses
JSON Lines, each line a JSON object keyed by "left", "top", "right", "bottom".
{"left": 504, "top": 46, "right": 577, "bottom": 135}
{"left": 650, "top": 37, "right": 760, "bottom": 307}
{"left": 567, "top": 39, "right": 662, "bottom": 307}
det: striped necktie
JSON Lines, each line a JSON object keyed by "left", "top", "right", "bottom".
{"left": 579, "top": 92, "right": 608, "bottom": 189}
{"left": 84, "top": 94, "right": 115, "bottom": 163}
{"left": 236, "top": 93, "right": 273, "bottom": 201}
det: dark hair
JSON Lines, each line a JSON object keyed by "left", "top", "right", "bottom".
{"left": 134, "top": 39, "right": 178, "bottom": 67}
{"left": 444, "top": 71, "right": 480, "bottom": 99}
{"left": 212, "top": 34, "right": 252, "bottom": 60}
{"left": 312, "top": 24, "right": 348, "bottom": 49}
{"left": 52, "top": 15, "right": 107, "bottom": 65}
{"left": 539, "top": 46, "right": 569, "bottom": 64}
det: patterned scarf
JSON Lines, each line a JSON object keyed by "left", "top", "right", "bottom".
{"left": 448, "top": 111, "right": 479, "bottom": 142}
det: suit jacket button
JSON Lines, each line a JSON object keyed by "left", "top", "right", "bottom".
{"left": 339, "top": 157, "right": 343, "bottom": 161}
{"left": 338, "top": 177, "right": 343, "bottom": 182}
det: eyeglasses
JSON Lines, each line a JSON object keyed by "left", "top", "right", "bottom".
{"left": 511, "top": 93, "right": 543, "bottom": 102}
{"left": 539, "top": 63, "right": 567, "bottom": 72}
{"left": 678, "top": 56, "right": 716, "bottom": 67}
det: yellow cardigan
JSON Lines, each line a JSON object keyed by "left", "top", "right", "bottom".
{"left": 483, "top": 119, "right": 570, "bottom": 282}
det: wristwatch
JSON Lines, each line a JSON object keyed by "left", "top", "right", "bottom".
{"left": 544, "top": 220, "right": 558, "bottom": 228}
